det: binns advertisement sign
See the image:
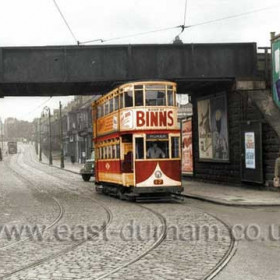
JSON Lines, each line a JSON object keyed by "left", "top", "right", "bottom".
{"left": 120, "top": 108, "right": 178, "bottom": 131}
{"left": 272, "top": 34, "right": 280, "bottom": 109}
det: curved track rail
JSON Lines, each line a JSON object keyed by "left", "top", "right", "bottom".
{"left": 1, "top": 156, "right": 65, "bottom": 251}
{"left": 95, "top": 204, "right": 167, "bottom": 280}
{"left": 0, "top": 149, "right": 113, "bottom": 280}
{"left": 20, "top": 145, "right": 237, "bottom": 279}
{"left": 201, "top": 212, "right": 238, "bottom": 280}
{"left": 22, "top": 145, "right": 169, "bottom": 279}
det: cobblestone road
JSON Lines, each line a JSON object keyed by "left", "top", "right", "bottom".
{"left": 0, "top": 144, "right": 234, "bottom": 280}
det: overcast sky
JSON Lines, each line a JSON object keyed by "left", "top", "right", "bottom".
{"left": 0, "top": 0, "right": 280, "bottom": 122}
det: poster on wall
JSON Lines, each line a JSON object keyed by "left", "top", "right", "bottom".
{"left": 210, "top": 95, "right": 229, "bottom": 160}
{"left": 197, "top": 93, "right": 229, "bottom": 161}
{"left": 197, "top": 98, "right": 213, "bottom": 159}
{"left": 272, "top": 36, "right": 280, "bottom": 109}
{"left": 245, "top": 132, "right": 256, "bottom": 169}
{"left": 182, "top": 119, "right": 193, "bottom": 175}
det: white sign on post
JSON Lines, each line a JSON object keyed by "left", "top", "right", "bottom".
{"left": 245, "top": 132, "right": 256, "bottom": 169}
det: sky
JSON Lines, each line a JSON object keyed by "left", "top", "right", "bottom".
{"left": 0, "top": 0, "right": 280, "bottom": 122}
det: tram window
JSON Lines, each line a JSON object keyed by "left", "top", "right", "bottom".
{"left": 109, "top": 98, "right": 114, "bottom": 113}
{"left": 108, "top": 146, "right": 112, "bottom": 159}
{"left": 146, "top": 141, "right": 169, "bottom": 159}
{"left": 104, "top": 101, "right": 109, "bottom": 115}
{"left": 112, "top": 145, "right": 116, "bottom": 158}
{"left": 171, "top": 137, "right": 180, "bottom": 158}
{"left": 135, "top": 90, "right": 144, "bottom": 106}
{"left": 124, "top": 91, "right": 133, "bottom": 107}
{"left": 116, "top": 144, "right": 120, "bottom": 158}
{"left": 97, "top": 105, "right": 103, "bottom": 118}
{"left": 120, "top": 93, "right": 124, "bottom": 109}
{"left": 167, "top": 90, "right": 174, "bottom": 106}
{"left": 146, "top": 90, "right": 166, "bottom": 106}
{"left": 103, "top": 147, "right": 107, "bottom": 159}
{"left": 135, "top": 138, "right": 144, "bottom": 159}
{"left": 114, "top": 96, "right": 119, "bottom": 111}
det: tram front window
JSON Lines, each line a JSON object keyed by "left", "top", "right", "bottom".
{"left": 124, "top": 91, "right": 133, "bottom": 107}
{"left": 136, "top": 138, "right": 144, "bottom": 159}
{"left": 145, "top": 85, "right": 166, "bottom": 106}
{"left": 146, "top": 141, "right": 169, "bottom": 159}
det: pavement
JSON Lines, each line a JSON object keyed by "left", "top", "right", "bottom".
{"left": 181, "top": 178, "right": 280, "bottom": 207}
{"left": 39, "top": 151, "right": 280, "bottom": 207}
{"left": 40, "top": 153, "right": 83, "bottom": 174}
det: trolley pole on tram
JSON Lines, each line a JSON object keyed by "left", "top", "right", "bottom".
{"left": 59, "top": 101, "right": 64, "bottom": 169}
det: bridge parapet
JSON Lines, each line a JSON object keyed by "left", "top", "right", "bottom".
{"left": 0, "top": 43, "right": 259, "bottom": 96}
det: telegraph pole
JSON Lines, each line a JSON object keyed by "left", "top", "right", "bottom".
{"left": 59, "top": 101, "right": 64, "bottom": 168}
{"left": 0, "top": 120, "right": 3, "bottom": 161}
{"left": 39, "top": 117, "right": 42, "bottom": 162}
{"left": 48, "top": 108, "right": 53, "bottom": 166}
{"left": 1, "top": 122, "right": 4, "bottom": 153}
{"left": 40, "top": 106, "right": 52, "bottom": 165}
{"left": 35, "top": 120, "right": 38, "bottom": 155}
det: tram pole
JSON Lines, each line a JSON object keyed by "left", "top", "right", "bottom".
{"left": 39, "top": 117, "right": 42, "bottom": 162}
{"left": 59, "top": 101, "right": 64, "bottom": 169}
{"left": 47, "top": 107, "right": 53, "bottom": 166}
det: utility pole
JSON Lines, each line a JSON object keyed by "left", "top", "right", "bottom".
{"left": 35, "top": 120, "right": 38, "bottom": 155}
{"left": 1, "top": 122, "right": 4, "bottom": 154}
{"left": 47, "top": 107, "right": 53, "bottom": 166}
{"left": 0, "top": 120, "right": 3, "bottom": 161}
{"left": 59, "top": 101, "right": 64, "bottom": 168}
{"left": 40, "top": 106, "right": 52, "bottom": 165}
{"left": 39, "top": 117, "right": 42, "bottom": 162}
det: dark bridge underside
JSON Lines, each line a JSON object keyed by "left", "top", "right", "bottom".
{"left": 0, "top": 43, "right": 257, "bottom": 96}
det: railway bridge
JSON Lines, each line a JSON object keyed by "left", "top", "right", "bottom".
{"left": 0, "top": 43, "right": 261, "bottom": 96}
{"left": 0, "top": 43, "right": 279, "bottom": 188}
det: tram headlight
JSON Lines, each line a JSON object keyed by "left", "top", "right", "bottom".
{"left": 154, "top": 171, "right": 162, "bottom": 178}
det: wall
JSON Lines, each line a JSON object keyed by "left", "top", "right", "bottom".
{"left": 191, "top": 88, "right": 280, "bottom": 186}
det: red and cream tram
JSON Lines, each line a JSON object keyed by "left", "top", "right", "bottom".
{"left": 93, "top": 81, "right": 183, "bottom": 200}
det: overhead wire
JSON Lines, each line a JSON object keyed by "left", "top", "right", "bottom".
{"left": 52, "top": 0, "right": 79, "bottom": 45}
{"left": 179, "top": 0, "right": 188, "bottom": 35}
{"left": 184, "top": 4, "right": 280, "bottom": 29}
{"left": 20, "top": 97, "right": 53, "bottom": 119}
{"left": 80, "top": 3, "right": 280, "bottom": 45}
{"left": 79, "top": 26, "right": 179, "bottom": 45}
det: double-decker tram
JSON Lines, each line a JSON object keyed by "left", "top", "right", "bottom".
{"left": 93, "top": 81, "right": 183, "bottom": 201}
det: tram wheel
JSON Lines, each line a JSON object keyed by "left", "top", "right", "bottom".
{"left": 82, "top": 174, "right": 91, "bottom": 182}
{"left": 117, "top": 187, "right": 126, "bottom": 200}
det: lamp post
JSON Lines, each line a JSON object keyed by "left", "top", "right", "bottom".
{"left": 41, "top": 106, "right": 52, "bottom": 165}
{"left": 59, "top": 101, "right": 64, "bottom": 168}
{"left": 0, "top": 121, "right": 3, "bottom": 161}
{"left": 39, "top": 118, "right": 42, "bottom": 161}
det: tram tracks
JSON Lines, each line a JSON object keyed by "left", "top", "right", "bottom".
{"left": 95, "top": 204, "right": 167, "bottom": 280}
{"left": 1, "top": 155, "right": 65, "bottom": 251}
{"left": 18, "top": 144, "right": 236, "bottom": 280}
{"left": 0, "top": 148, "right": 113, "bottom": 280}
{"left": 19, "top": 145, "right": 170, "bottom": 279}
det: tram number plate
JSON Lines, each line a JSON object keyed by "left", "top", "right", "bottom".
{"left": 154, "top": 179, "right": 163, "bottom": 185}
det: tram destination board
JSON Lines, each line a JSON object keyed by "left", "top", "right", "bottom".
{"left": 146, "top": 134, "right": 168, "bottom": 140}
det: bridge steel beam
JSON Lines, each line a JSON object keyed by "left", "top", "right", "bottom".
{"left": 0, "top": 43, "right": 257, "bottom": 96}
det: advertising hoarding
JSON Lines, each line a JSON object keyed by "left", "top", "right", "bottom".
{"left": 272, "top": 36, "right": 280, "bottom": 108}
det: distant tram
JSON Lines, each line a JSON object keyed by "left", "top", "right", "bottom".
{"left": 92, "top": 81, "right": 183, "bottom": 201}
{"left": 8, "top": 142, "right": 17, "bottom": 154}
